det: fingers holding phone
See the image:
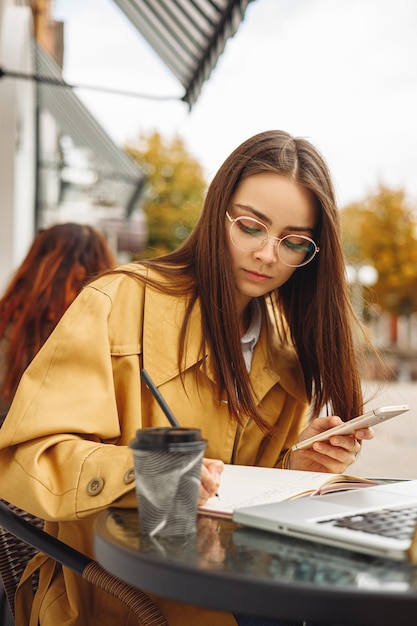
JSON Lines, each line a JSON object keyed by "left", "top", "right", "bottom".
{"left": 292, "top": 405, "right": 409, "bottom": 452}
{"left": 287, "top": 415, "right": 368, "bottom": 473}
{"left": 307, "top": 416, "right": 370, "bottom": 468}
{"left": 287, "top": 405, "right": 409, "bottom": 474}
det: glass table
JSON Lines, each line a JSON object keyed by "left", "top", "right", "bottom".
{"left": 94, "top": 509, "right": 417, "bottom": 625}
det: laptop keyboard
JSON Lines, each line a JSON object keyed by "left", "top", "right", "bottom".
{"left": 317, "top": 504, "right": 417, "bottom": 540}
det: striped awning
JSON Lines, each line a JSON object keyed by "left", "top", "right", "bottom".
{"left": 112, "top": 0, "right": 254, "bottom": 108}
{"left": 34, "top": 43, "right": 145, "bottom": 215}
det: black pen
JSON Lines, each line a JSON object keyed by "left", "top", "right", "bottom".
{"left": 140, "top": 369, "right": 180, "bottom": 428}
{"left": 141, "top": 369, "right": 219, "bottom": 497}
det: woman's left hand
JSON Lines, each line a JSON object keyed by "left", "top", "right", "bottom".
{"left": 288, "top": 415, "right": 374, "bottom": 473}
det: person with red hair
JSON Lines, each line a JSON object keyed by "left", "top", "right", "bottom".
{"left": 0, "top": 222, "right": 117, "bottom": 425}
{"left": 0, "top": 222, "right": 116, "bottom": 625}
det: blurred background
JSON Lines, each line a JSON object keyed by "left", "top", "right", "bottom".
{"left": 1, "top": 0, "right": 416, "bottom": 477}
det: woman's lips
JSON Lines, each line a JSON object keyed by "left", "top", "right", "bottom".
{"left": 244, "top": 269, "right": 271, "bottom": 283}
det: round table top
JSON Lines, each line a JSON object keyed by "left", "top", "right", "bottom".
{"left": 94, "top": 508, "right": 417, "bottom": 625}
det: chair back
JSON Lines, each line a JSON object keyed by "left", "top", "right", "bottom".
{"left": 0, "top": 500, "right": 169, "bottom": 625}
{"left": 0, "top": 501, "right": 43, "bottom": 619}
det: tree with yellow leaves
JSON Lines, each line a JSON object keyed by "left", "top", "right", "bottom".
{"left": 126, "top": 132, "right": 206, "bottom": 257}
{"left": 341, "top": 185, "right": 417, "bottom": 318}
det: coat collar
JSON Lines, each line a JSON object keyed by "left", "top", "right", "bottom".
{"left": 142, "top": 284, "right": 204, "bottom": 386}
{"left": 141, "top": 280, "right": 306, "bottom": 405}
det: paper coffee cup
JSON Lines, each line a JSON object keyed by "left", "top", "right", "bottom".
{"left": 130, "top": 427, "right": 207, "bottom": 536}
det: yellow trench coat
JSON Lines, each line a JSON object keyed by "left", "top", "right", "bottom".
{"left": 0, "top": 265, "right": 308, "bottom": 626}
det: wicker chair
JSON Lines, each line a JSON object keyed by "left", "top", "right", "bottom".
{"left": 0, "top": 500, "right": 168, "bottom": 625}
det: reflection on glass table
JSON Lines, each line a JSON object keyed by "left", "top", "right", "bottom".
{"left": 94, "top": 509, "right": 417, "bottom": 626}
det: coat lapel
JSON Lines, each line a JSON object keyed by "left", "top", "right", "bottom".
{"left": 141, "top": 279, "right": 306, "bottom": 406}
{"left": 142, "top": 286, "right": 205, "bottom": 386}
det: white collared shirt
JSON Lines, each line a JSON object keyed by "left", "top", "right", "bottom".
{"left": 240, "top": 299, "right": 262, "bottom": 372}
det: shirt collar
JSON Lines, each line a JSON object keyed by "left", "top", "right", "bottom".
{"left": 241, "top": 299, "right": 262, "bottom": 348}
{"left": 241, "top": 299, "right": 262, "bottom": 372}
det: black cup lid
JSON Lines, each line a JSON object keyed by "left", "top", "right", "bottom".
{"left": 130, "top": 427, "right": 204, "bottom": 449}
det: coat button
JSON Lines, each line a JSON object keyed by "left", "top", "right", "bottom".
{"left": 123, "top": 468, "right": 135, "bottom": 484}
{"left": 87, "top": 477, "right": 104, "bottom": 496}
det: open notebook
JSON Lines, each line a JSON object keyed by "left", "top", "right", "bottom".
{"left": 199, "top": 464, "right": 377, "bottom": 519}
{"left": 233, "top": 479, "right": 417, "bottom": 562}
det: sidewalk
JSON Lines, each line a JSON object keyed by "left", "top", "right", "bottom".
{"left": 349, "top": 380, "right": 417, "bottom": 479}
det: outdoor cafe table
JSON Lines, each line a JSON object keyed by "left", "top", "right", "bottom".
{"left": 94, "top": 508, "right": 417, "bottom": 625}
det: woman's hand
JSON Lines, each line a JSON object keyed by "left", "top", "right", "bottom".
{"left": 196, "top": 517, "right": 225, "bottom": 566}
{"left": 288, "top": 415, "right": 374, "bottom": 473}
{"left": 199, "top": 457, "right": 224, "bottom": 505}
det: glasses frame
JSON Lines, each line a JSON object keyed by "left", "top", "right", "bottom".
{"left": 226, "top": 211, "right": 320, "bottom": 268}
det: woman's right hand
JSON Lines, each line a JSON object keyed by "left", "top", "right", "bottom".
{"left": 199, "top": 457, "right": 224, "bottom": 505}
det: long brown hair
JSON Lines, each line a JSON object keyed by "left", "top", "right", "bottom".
{"left": 0, "top": 223, "right": 117, "bottom": 402}
{"left": 135, "top": 130, "right": 364, "bottom": 429}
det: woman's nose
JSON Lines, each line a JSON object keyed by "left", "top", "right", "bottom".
{"left": 255, "top": 238, "right": 279, "bottom": 263}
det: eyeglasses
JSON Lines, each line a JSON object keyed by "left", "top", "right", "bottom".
{"left": 226, "top": 212, "right": 319, "bottom": 268}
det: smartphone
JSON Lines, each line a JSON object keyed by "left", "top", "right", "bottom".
{"left": 291, "top": 404, "right": 410, "bottom": 451}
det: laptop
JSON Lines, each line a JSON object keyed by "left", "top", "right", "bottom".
{"left": 233, "top": 479, "right": 417, "bottom": 562}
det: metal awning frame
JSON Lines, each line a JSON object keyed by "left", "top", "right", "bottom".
{"left": 34, "top": 42, "right": 146, "bottom": 216}
{"left": 111, "top": 0, "right": 254, "bottom": 107}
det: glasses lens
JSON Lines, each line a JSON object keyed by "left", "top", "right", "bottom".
{"left": 230, "top": 217, "right": 268, "bottom": 250}
{"left": 278, "top": 235, "right": 316, "bottom": 267}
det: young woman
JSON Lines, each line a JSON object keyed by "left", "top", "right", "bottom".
{"left": 0, "top": 131, "right": 373, "bottom": 626}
